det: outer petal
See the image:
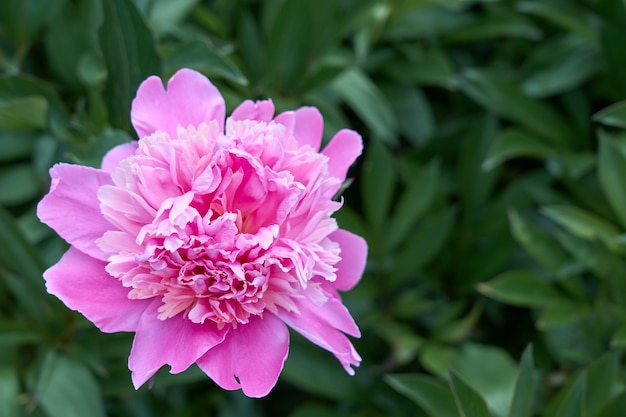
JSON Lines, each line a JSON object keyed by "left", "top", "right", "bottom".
{"left": 197, "top": 314, "right": 290, "bottom": 397}
{"left": 37, "top": 164, "right": 114, "bottom": 261}
{"left": 44, "top": 247, "right": 149, "bottom": 333}
{"left": 278, "top": 297, "right": 361, "bottom": 375}
{"left": 230, "top": 99, "right": 274, "bottom": 122}
{"left": 101, "top": 142, "right": 138, "bottom": 173}
{"left": 275, "top": 106, "right": 323, "bottom": 150}
{"left": 322, "top": 129, "right": 363, "bottom": 194}
{"left": 129, "top": 300, "right": 229, "bottom": 388}
{"left": 131, "top": 69, "right": 225, "bottom": 139}
{"left": 329, "top": 229, "right": 368, "bottom": 291}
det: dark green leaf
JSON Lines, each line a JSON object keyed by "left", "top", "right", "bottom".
{"left": 388, "top": 159, "right": 440, "bottom": 250}
{"left": 449, "top": 370, "right": 492, "bottom": 417}
{"left": 541, "top": 205, "right": 622, "bottom": 251}
{"left": 594, "top": 101, "right": 626, "bottom": 129}
{"left": 597, "top": 131, "right": 626, "bottom": 229}
{"left": 99, "top": 0, "right": 161, "bottom": 131}
{"left": 386, "top": 374, "right": 460, "bottom": 417}
{"left": 477, "top": 270, "right": 566, "bottom": 308}
{"left": 517, "top": 1, "right": 597, "bottom": 42}
{"left": 521, "top": 35, "right": 601, "bottom": 98}
{"left": 383, "top": 84, "right": 435, "bottom": 146}
{"left": 0, "top": 131, "right": 36, "bottom": 162}
{"left": 507, "top": 346, "right": 535, "bottom": 417}
{"left": 452, "top": 343, "right": 518, "bottom": 417}
{"left": 332, "top": 68, "right": 398, "bottom": 145}
{"left": 508, "top": 209, "right": 569, "bottom": 275}
{"left": 163, "top": 41, "right": 247, "bottom": 85}
{"left": 458, "top": 69, "right": 575, "bottom": 148}
{"left": 392, "top": 207, "right": 456, "bottom": 282}
{"left": 362, "top": 140, "right": 395, "bottom": 238}
{"left": 595, "top": 392, "right": 626, "bottom": 417}
{"left": 0, "top": 96, "right": 47, "bottom": 131}
{"left": 483, "top": 128, "right": 555, "bottom": 170}
{"left": 0, "top": 367, "right": 19, "bottom": 417}
{"left": 552, "top": 372, "right": 586, "bottom": 417}
{"left": 0, "top": 163, "right": 39, "bottom": 205}
{"left": 34, "top": 351, "right": 106, "bottom": 417}
{"left": 586, "top": 350, "right": 622, "bottom": 416}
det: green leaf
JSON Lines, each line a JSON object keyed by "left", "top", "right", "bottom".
{"left": 385, "top": 374, "right": 460, "bottom": 417}
{"left": 385, "top": 6, "right": 472, "bottom": 41}
{"left": 594, "top": 392, "right": 626, "bottom": 417}
{"left": 507, "top": 346, "right": 535, "bottom": 417}
{"left": 449, "top": 370, "right": 492, "bottom": 417}
{"left": 586, "top": 350, "right": 623, "bottom": 416}
{"left": 508, "top": 209, "right": 569, "bottom": 275}
{"left": 0, "top": 367, "right": 19, "bottom": 417}
{"left": 145, "top": 0, "right": 198, "bottom": 35}
{"left": 332, "top": 68, "right": 398, "bottom": 145}
{"left": 381, "top": 45, "right": 455, "bottom": 88}
{"left": 362, "top": 140, "right": 395, "bottom": 238}
{"left": 541, "top": 205, "right": 622, "bottom": 251}
{"left": 383, "top": 84, "right": 435, "bottom": 146}
{"left": 517, "top": 1, "right": 597, "bottom": 42}
{"left": 452, "top": 343, "right": 518, "bottom": 417}
{"left": 0, "top": 164, "right": 39, "bottom": 205}
{"left": 552, "top": 372, "right": 586, "bottom": 417}
{"left": 537, "top": 301, "right": 591, "bottom": 330}
{"left": 34, "top": 351, "right": 106, "bottom": 417}
{"left": 44, "top": 0, "right": 101, "bottom": 90}
{"left": 0, "top": 131, "right": 36, "bottom": 162}
{"left": 388, "top": 159, "right": 440, "bottom": 250}
{"left": 598, "top": 131, "right": 626, "bottom": 230}
{"left": 483, "top": 128, "right": 555, "bottom": 170}
{"left": 0, "top": 206, "right": 45, "bottom": 285}
{"left": 521, "top": 35, "right": 601, "bottom": 98}
{"left": 457, "top": 69, "right": 575, "bottom": 148}
{"left": 99, "top": 0, "right": 161, "bottom": 131}
{"left": 392, "top": 206, "right": 456, "bottom": 282}
{"left": 594, "top": 101, "right": 626, "bottom": 129}
{"left": 477, "top": 270, "right": 566, "bottom": 308}
{"left": 163, "top": 40, "right": 247, "bottom": 85}
{"left": 0, "top": 96, "right": 47, "bottom": 131}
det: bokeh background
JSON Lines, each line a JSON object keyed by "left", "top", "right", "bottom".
{"left": 2, "top": 0, "right": 626, "bottom": 416}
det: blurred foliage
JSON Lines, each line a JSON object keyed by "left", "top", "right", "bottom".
{"left": 2, "top": 0, "right": 626, "bottom": 416}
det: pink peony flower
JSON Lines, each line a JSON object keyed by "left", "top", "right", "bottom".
{"left": 37, "top": 69, "right": 367, "bottom": 397}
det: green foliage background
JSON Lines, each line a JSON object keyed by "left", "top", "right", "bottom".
{"left": 2, "top": 0, "right": 626, "bottom": 415}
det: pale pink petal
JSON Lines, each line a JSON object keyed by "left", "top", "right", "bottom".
{"left": 230, "top": 99, "right": 274, "bottom": 122}
{"left": 329, "top": 229, "right": 368, "bottom": 291}
{"left": 37, "top": 164, "right": 114, "bottom": 261}
{"left": 276, "top": 107, "right": 323, "bottom": 150}
{"left": 197, "top": 314, "right": 289, "bottom": 397}
{"left": 129, "top": 300, "right": 229, "bottom": 388}
{"left": 322, "top": 129, "right": 363, "bottom": 194}
{"left": 278, "top": 297, "right": 361, "bottom": 374}
{"left": 131, "top": 69, "right": 225, "bottom": 139}
{"left": 101, "top": 142, "right": 138, "bottom": 173}
{"left": 43, "top": 247, "right": 149, "bottom": 333}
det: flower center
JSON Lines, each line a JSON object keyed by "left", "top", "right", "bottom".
{"left": 98, "top": 121, "right": 342, "bottom": 327}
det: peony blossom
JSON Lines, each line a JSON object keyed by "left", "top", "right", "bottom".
{"left": 37, "top": 69, "right": 367, "bottom": 397}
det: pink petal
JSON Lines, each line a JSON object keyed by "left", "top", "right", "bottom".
{"left": 43, "top": 247, "right": 149, "bottom": 333}
{"left": 129, "top": 300, "right": 229, "bottom": 388}
{"left": 101, "top": 142, "right": 138, "bottom": 173}
{"left": 278, "top": 296, "right": 361, "bottom": 375}
{"left": 37, "top": 164, "right": 114, "bottom": 261}
{"left": 131, "top": 69, "right": 225, "bottom": 139}
{"left": 197, "top": 314, "right": 290, "bottom": 397}
{"left": 275, "top": 107, "right": 323, "bottom": 150}
{"left": 329, "top": 229, "right": 368, "bottom": 291}
{"left": 230, "top": 99, "right": 275, "bottom": 122}
{"left": 322, "top": 129, "right": 363, "bottom": 194}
